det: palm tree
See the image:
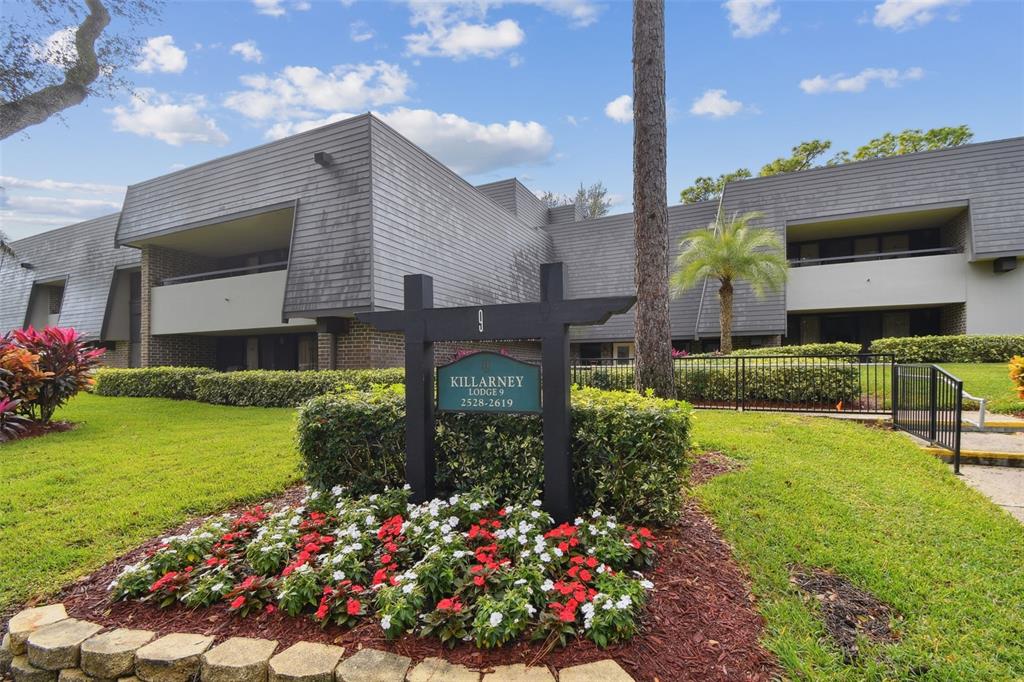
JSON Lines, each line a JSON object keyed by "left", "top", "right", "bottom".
{"left": 672, "top": 212, "right": 788, "bottom": 354}
{"left": 0, "top": 229, "right": 15, "bottom": 272}
{"left": 632, "top": 0, "right": 674, "bottom": 398}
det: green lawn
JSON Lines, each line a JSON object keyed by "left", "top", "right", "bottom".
{"left": 940, "top": 362, "right": 1024, "bottom": 416}
{"left": 3, "top": 395, "right": 1023, "bottom": 679}
{"left": 691, "top": 411, "right": 1024, "bottom": 680}
{"left": 0, "top": 393, "right": 300, "bottom": 610}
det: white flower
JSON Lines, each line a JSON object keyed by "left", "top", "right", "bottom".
{"left": 333, "top": 570, "right": 346, "bottom": 581}
{"left": 380, "top": 615, "right": 392, "bottom": 631}
{"left": 541, "top": 579, "right": 554, "bottom": 592}
{"left": 469, "top": 502, "right": 481, "bottom": 511}
{"left": 514, "top": 578, "right": 527, "bottom": 585}
{"left": 489, "top": 611, "right": 504, "bottom": 628}
{"left": 525, "top": 603, "right": 536, "bottom": 616}
{"left": 531, "top": 500, "right": 543, "bottom": 507}
{"left": 616, "top": 595, "right": 632, "bottom": 609}
{"left": 447, "top": 516, "right": 459, "bottom": 527}
{"left": 574, "top": 517, "right": 584, "bottom": 526}
{"left": 640, "top": 579, "right": 654, "bottom": 590}
{"left": 530, "top": 510, "right": 541, "bottom": 519}
{"left": 365, "top": 515, "right": 376, "bottom": 526}
{"left": 402, "top": 583, "right": 415, "bottom": 594}
{"left": 403, "top": 484, "right": 412, "bottom": 491}
{"left": 591, "top": 509, "right": 601, "bottom": 518}
{"left": 539, "top": 552, "right": 551, "bottom": 563}
{"left": 552, "top": 547, "right": 563, "bottom": 557}
{"left": 212, "top": 582, "right": 225, "bottom": 592}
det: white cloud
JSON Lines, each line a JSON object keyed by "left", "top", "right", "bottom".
{"left": 224, "top": 61, "right": 411, "bottom": 120}
{"left": 407, "top": 17, "right": 525, "bottom": 59}
{"left": 230, "top": 40, "right": 263, "bottom": 63}
{"left": 109, "top": 90, "right": 229, "bottom": 146}
{"left": 350, "top": 21, "right": 375, "bottom": 42}
{"left": 800, "top": 66, "right": 924, "bottom": 94}
{"left": 604, "top": 95, "right": 632, "bottom": 123}
{"left": 529, "top": 0, "right": 603, "bottom": 27}
{"left": 252, "top": 0, "right": 310, "bottom": 16}
{"left": 0, "top": 177, "right": 124, "bottom": 195}
{"left": 724, "top": 0, "right": 780, "bottom": 37}
{"left": 135, "top": 35, "right": 188, "bottom": 74}
{"left": 690, "top": 89, "right": 744, "bottom": 118}
{"left": 0, "top": 176, "right": 126, "bottom": 239}
{"left": 265, "top": 108, "right": 553, "bottom": 176}
{"left": 32, "top": 27, "right": 78, "bottom": 66}
{"left": 873, "top": 0, "right": 967, "bottom": 30}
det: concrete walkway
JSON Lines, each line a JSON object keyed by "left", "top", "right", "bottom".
{"left": 952, "top": 464, "right": 1024, "bottom": 523}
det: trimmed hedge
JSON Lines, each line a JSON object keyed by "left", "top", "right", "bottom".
{"left": 731, "top": 341, "right": 862, "bottom": 357}
{"left": 297, "top": 384, "right": 692, "bottom": 525}
{"left": 574, "top": 361, "right": 860, "bottom": 405}
{"left": 676, "top": 364, "right": 860, "bottom": 404}
{"left": 869, "top": 335, "right": 1024, "bottom": 363}
{"left": 93, "top": 367, "right": 216, "bottom": 399}
{"left": 195, "top": 368, "right": 404, "bottom": 407}
{"left": 689, "top": 342, "right": 862, "bottom": 358}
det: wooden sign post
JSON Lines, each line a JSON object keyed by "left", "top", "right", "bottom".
{"left": 356, "top": 262, "right": 635, "bottom": 522}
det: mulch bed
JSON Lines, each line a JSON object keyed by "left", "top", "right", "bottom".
{"left": 688, "top": 451, "right": 744, "bottom": 486}
{"left": 791, "top": 567, "right": 899, "bottom": 661}
{"left": 48, "top": 457, "right": 779, "bottom": 681}
{"left": 5, "top": 420, "right": 76, "bottom": 442}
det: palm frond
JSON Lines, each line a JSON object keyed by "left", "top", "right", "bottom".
{"left": 671, "top": 210, "right": 788, "bottom": 298}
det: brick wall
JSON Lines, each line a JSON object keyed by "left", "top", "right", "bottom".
{"left": 101, "top": 341, "right": 131, "bottom": 369}
{"left": 324, "top": 319, "right": 542, "bottom": 369}
{"left": 940, "top": 302, "right": 966, "bottom": 335}
{"left": 140, "top": 246, "right": 219, "bottom": 368}
{"left": 941, "top": 210, "right": 970, "bottom": 253}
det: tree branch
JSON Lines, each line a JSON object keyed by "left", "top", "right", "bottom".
{"left": 0, "top": 0, "right": 111, "bottom": 140}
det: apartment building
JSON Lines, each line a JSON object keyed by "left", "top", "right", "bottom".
{"left": 1, "top": 114, "right": 1021, "bottom": 369}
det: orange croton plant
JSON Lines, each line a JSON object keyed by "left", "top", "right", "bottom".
{"left": 1010, "top": 355, "right": 1024, "bottom": 399}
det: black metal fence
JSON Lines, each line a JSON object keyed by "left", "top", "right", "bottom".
{"left": 892, "top": 364, "right": 963, "bottom": 473}
{"left": 571, "top": 354, "right": 895, "bottom": 414}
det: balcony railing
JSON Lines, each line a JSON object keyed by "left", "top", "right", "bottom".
{"left": 787, "top": 246, "right": 959, "bottom": 268}
{"left": 159, "top": 260, "right": 288, "bottom": 286}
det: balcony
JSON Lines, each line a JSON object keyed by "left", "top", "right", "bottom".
{"left": 150, "top": 269, "right": 314, "bottom": 335}
{"left": 786, "top": 251, "right": 967, "bottom": 312}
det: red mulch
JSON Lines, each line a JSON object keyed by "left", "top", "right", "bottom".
{"left": 51, "top": 459, "right": 779, "bottom": 681}
{"left": 4, "top": 420, "right": 76, "bottom": 442}
{"left": 688, "top": 451, "right": 744, "bottom": 486}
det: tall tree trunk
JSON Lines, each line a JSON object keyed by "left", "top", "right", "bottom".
{"left": 632, "top": 0, "right": 674, "bottom": 398}
{"left": 0, "top": 0, "right": 111, "bottom": 140}
{"left": 718, "top": 278, "right": 734, "bottom": 354}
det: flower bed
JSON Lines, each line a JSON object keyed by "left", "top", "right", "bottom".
{"left": 109, "top": 486, "right": 657, "bottom": 650}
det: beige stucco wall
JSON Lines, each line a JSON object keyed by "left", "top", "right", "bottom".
{"left": 150, "top": 270, "right": 314, "bottom": 335}
{"left": 964, "top": 258, "right": 1024, "bottom": 334}
{"left": 785, "top": 253, "right": 967, "bottom": 313}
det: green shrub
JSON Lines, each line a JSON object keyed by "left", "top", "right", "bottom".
{"left": 195, "top": 369, "right": 405, "bottom": 407}
{"left": 573, "top": 359, "right": 860, "bottom": 405}
{"left": 676, "top": 363, "right": 860, "bottom": 404}
{"left": 93, "top": 367, "right": 217, "bottom": 399}
{"left": 297, "top": 385, "right": 692, "bottom": 524}
{"left": 732, "top": 341, "right": 862, "bottom": 357}
{"left": 869, "top": 335, "right": 1024, "bottom": 363}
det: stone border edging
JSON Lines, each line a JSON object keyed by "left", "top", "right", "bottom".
{"left": 1, "top": 604, "right": 635, "bottom": 682}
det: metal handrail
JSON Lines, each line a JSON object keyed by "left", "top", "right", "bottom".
{"left": 961, "top": 390, "right": 987, "bottom": 429}
{"left": 788, "top": 246, "right": 959, "bottom": 267}
{"left": 160, "top": 260, "right": 288, "bottom": 285}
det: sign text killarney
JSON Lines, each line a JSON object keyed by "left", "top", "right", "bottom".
{"left": 438, "top": 352, "right": 541, "bottom": 413}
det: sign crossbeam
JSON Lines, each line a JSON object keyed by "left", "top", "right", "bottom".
{"left": 356, "top": 262, "right": 636, "bottom": 523}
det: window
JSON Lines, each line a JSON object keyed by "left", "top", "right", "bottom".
{"left": 613, "top": 342, "right": 635, "bottom": 363}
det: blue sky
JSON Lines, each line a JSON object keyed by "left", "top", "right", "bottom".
{"left": 2, "top": 0, "right": 1022, "bottom": 239}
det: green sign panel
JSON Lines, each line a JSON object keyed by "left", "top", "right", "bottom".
{"left": 437, "top": 352, "right": 541, "bottom": 413}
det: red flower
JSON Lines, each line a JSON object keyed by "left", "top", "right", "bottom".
{"left": 230, "top": 596, "right": 246, "bottom": 609}
{"left": 320, "top": 535, "right": 335, "bottom": 544}
{"left": 579, "top": 569, "right": 592, "bottom": 582}
{"left": 264, "top": 604, "right": 276, "bottom": 614}
{"left": 315, "top": 603, "right": 329, "bottom": 621}
{"left": 437, "top": 598, "right": 453, "bottom": 610}
{"left": 473, "top": 575, "right": 485, "bottom": 587}
{"left": 240, "top": 576, "right": 258, "bottom": 590}
{"left": 380, "top": 554, "right": 392, "bottom": 564}
{"left": 346, "top": 598, "right": 361, "bottom": 616}
{"left": 372, "top": 568, "right": 388, "bottom": 586}
{"left": 304, "top": 543, "right": 321, "bottom": 554}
